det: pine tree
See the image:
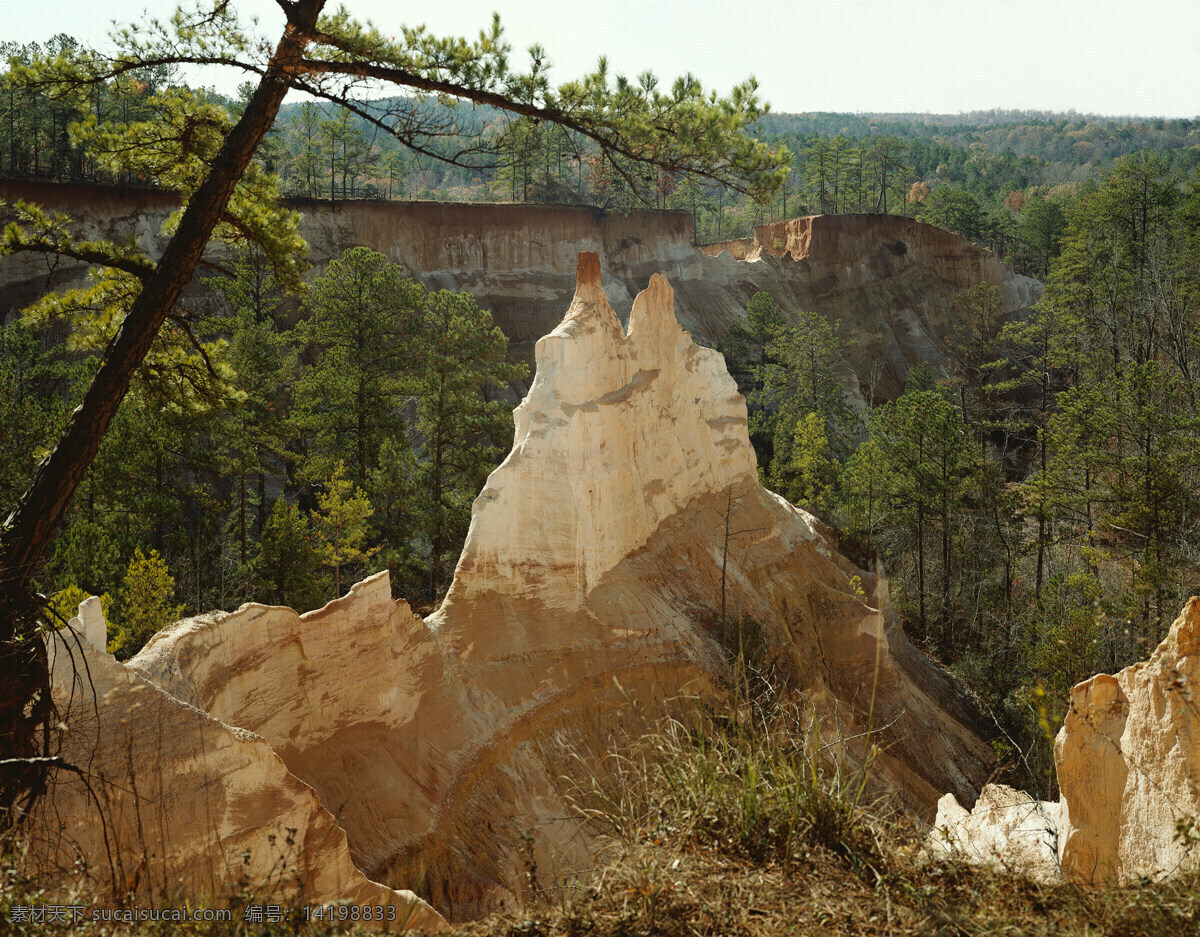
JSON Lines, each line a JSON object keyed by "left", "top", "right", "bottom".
{"left": 411, "top": 290, "right": 526, "bottom": 600}
{"left": 108, "top": 548, "right": 184, "bottom": 658}
{"left": 255, "top": 497, "right": 328, "bottom": 612}
{"left": 368, "top": 435, "right": 424, "bottom": 595}
{"left": 311, "top": 461, "right": 377, "bottom": 599}
{"left": 787, "top": 412, "right": 837, "bottom": 513}
{"left": 870, "top": 389, "right": 975, "bottom": 649}
{"left": 751, "top": 306, "right": 854, "bottom": 497}
{"left": 292, "top": 247, "right": 426, "bottom": 485}
{"left": 207, "top": 252, "right": 297, "bottom": 572}
{"left": 837, "top": 438, "right": 890, "bottom": 556}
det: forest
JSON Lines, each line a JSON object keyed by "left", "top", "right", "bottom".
{"left": 2, "top": 30, "right": 1200, "bottom": 791}
{"left": 720, "top": 149, "right": 1200, "bottom": 787}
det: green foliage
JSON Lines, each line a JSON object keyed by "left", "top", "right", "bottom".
{"left": 311, "top": 461, "right": 377, "bottom": 599}
{"left": 867, "top": 389, "right": 977, "bottom": 648}
{"left": 255, "top": 497, "right": 329, "bottom": 612}
{"left": 1017, "top": 194, "right": 1068, "bottom": 277}
{"left": 915, "top": 185, "right": 986, "bottom": 241}
{"left": 410, "top": 289, "right": 527, "bottom": 600}
{"left": 368, "top": 435, "right": 425, "bottom": 595}
{"left": 725, "top": 296, "right": 854, "bottom": 497}
{"left": 107, "top": 548, "right": 184, "bottom": 658}
{"left": 837, "top": 439, "right": 890, "bottom": 555}
{"left": 1, "top": 75, "right": 307, "bottom": 414}
{"left": 292, "top": 246, "right": 426, "bottom": 485}
{"left": 45, "top": 583, "right": 112, "bottom": 629}
{"left": 0, "top": 320, "right": 76, "bottom": 515}
{"left": 787, "top": 412, "right": 838, "bottom": 515}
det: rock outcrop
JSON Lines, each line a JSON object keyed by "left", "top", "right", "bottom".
{"left": 699, "top": 214, "right": 1040, "bottom": 403}
{"left": 122, "top": 253, "right": 994, "bottom": 920}
{"left": 35, "top": 609, "right": 444, "bottom": 931}
{"left": 929, "top": 784, "right": 1063, "bottom": 882}
{"left": 931, "top": 598, "right": 1200, "bottom": 884}
{"left": 0, "top": 180, "right": 1039, "bottom": 403}
{"left": 1056, "top": 598, "right": 1200, "bottom": 883}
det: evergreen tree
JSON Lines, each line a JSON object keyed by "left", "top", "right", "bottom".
{"left": 869, "top": 389, "right": 975, "bottom": 649}
{"left": 837, "top": 438, "right": 890, "bottom": 556}
{"left": 752, "top": 307, "right": 854, "bottom": 497}
{"left": 255, "top": 497, "right": 328, "bottom": 611}
{"left": 411, "top": 290, "right": 526, "bottom": 600}
{"left": 368, "top": 435, "right": 424, "bottom": 595}
{"left": 719, "top": 291, "right": 787, "bottom": 461}
{"left": 0, "top": 321, "right": 75, "bottom": 516}
{"left": 108, "top": 548, "right": 184, "bottom": 658}
{"left": 787, "top": 412, "right": 837, "bottom": 514}
{"left": 312, "top": 461, "right": 377, "bottom": 599}
{"left": 207, "top": 252, "right": 297, "bottom": 572}
{"left": 292, "top": 247, "right": 426, "bottom": 485}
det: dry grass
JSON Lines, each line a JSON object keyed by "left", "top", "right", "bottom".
{"left": 457, "top": 840, "right": 1200, "bottom": 937}
{"left": 458, "top": 703, "right": 1200, "bottom": 937}
{"left": 5, "top": 700, "right": 1199, "bottom": 937}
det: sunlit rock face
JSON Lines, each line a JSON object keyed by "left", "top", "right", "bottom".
{"left": 929, "top": 785, "right": 1064, "bottom": 883}
{"left": 1056, "top": 598, "right": 1200, "bottom": 883}
{"left": 111, "top": 254, "right": 993, "bottom": 920}
{"left": 437, "top": 251, "right": 757, "bottom": 612}
{"left": 930, "top": 597, "right": 1200, "bottom": 885}
{"left": 34, "top": 617, "right": 444, "bottom": 932}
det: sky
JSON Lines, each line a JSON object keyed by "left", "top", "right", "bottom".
{"left": 2, "top": 0, "right": 1198, "bottom": 118}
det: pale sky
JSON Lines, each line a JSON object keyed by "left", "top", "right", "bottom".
{"left": 2, "top": 0, "right": 1198, "bottom": 117}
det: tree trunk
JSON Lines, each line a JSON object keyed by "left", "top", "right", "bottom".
{"left": 917, "top": 499, "right": 927, "bottom": 637}
{"left": 0, "top": 0, "right": 327, "bottom": 827}
{"left": 254, "top": 473, "right": 267, "bottom": 538}
{"left": 239, "top": 473, "right": 247, "bottom": 567}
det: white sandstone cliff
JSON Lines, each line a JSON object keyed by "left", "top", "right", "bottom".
{"left": 33, "top": 607, "right": 444, "bottom": 931}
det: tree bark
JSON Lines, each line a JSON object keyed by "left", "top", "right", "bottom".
{"left": 0, "top": 0, "right": 326, "bottom": 827}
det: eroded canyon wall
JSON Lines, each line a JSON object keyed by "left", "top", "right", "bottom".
{"left": 35, "top": 610, "right": 444, "bottom": 931}
{"left": 0, "top": 180, "right": 1039, "bottom": 401}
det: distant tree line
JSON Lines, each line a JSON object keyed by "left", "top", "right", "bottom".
{"left": 6, "top": 35, "right": 1199, "bottom": 272}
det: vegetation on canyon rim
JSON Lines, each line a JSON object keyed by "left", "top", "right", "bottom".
{"left": 3, "top": 0, "right": 1200, "bottom": 930}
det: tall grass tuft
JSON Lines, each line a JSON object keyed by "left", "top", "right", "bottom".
{"left": 565, "top": 699, "right": 883, "bottom": 879}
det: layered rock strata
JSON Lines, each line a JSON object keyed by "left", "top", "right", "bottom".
{"left": 34, "top": 609, "right": 443, "bottom": 931}
{"left": 0, "top": 180, "right": 1038, "bottom": 402}
{"left": 932, "top": 598, "right": 1200, "bottom": 884}
{"left": 126, "top": 253, "right": 994, "bottom": 919}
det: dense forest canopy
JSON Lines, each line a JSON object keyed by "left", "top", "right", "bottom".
{"left": 4, "top": 23, "right": 1200, "bottom": 813}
